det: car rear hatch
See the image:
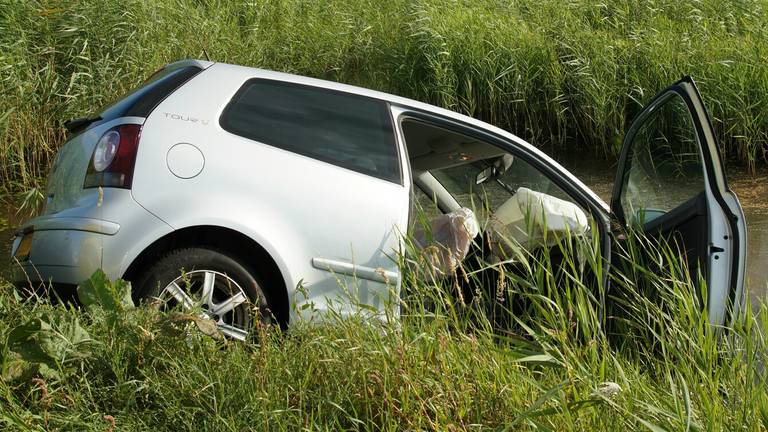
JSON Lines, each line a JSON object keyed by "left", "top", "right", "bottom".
{"left": 44, "top": 60, "right": 212, "bottom": 215}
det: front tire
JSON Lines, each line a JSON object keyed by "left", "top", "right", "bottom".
{"left": 134, "top": 248, "right": 274, "bottom": 340}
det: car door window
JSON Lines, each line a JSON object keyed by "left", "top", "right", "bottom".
{"left": 432, "top": 157, "right": 579, "bottom": 218}
{"left": 618, "top": 93, "right": 705, "bottom": 225}
{"left": 220, "top": 79, "right": 401, "bottom": 183}
{"left": 431, "top": 156, "right": 592, "bottom": 257}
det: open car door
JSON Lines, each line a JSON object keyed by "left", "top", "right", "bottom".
{"left": 611, "top": 77, "right": 747, "bottom": 326}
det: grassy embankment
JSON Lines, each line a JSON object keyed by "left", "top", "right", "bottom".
{"left": 2, "top": 1, "right": 768, "bottom": 430}
{"left": 1, "top": 228, "right": 767, "bottom": 430}
{"left": 2, "top": 0, "right": 768, "bottom": 207}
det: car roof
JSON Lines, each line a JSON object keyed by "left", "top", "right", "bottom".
{"left": 195, "top": 60, "right": 609, "bottom": 212}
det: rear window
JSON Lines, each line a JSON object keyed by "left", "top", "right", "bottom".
{"left": 97, "top": 64, "right": 202, "bottom": 121}
{"left": 220, "top": 79, "right": 401, "bottom": 183}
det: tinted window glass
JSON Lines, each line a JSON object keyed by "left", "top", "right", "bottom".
{"left": 98, "top": 65, "right": 202, "bottom": 121}
{"left": 220, "top": 80, "right": 400, "bottom": 183}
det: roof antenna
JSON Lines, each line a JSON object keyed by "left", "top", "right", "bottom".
{"left": 202, "top": 48, "right": 210, "bottom": 61}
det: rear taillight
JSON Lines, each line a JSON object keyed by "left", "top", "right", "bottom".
{"left": 84, "top": 124, "right": 142, "bottom": 189}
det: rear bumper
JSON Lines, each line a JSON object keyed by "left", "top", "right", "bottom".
{"left": 8, "top": 188, "right": 174, "bottom": 291}
{"left": 9, "top": 227, "right": 108, "bottom": 288}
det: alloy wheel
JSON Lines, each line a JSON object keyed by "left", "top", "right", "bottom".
{"left": 160, "top": 270, "right": 251, "bottom": 340}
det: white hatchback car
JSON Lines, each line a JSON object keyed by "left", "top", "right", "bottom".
{"left": 11, "top": 60, "right": 747, "bottom": 339}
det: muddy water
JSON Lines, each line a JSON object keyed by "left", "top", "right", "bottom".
{"left": 0, "top": 219, "right": 15, "bottom": 280}
{"left": 560, "top": 158, "right": 768, "bottom": 303}
{"left": 0, "top": 206, "right": 21, "bottom": 280}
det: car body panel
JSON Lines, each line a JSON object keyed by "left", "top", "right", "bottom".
{"left": 130, "top": 63, "right": 410, "bottom": 320}
{"left": 723, "top": 190, "right": 748, "bottom": 321}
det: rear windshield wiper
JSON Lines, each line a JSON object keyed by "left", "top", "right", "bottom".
{"left": 63, "top": 116, "right": 102, "bottom": 133}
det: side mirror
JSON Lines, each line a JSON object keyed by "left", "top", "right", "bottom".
{"left": 476, "top": 166, "right": 495, "bottom": 184}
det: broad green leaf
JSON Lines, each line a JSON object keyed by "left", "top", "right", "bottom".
{"left": 77, "top": 269, "right": 134, "bottom": 312}
{"left": 2, "top": 315, "right": 92, "bottom": 380}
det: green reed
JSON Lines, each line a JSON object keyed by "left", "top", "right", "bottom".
{"left": 2, "top": 0, "right": 767, "bottom": 201}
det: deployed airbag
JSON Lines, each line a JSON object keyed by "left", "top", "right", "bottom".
{"left": 489, "top": 187, "right": 589, "bottom": 258}
{"left": 412, "top": 207, "right": 480, "bottom": 276}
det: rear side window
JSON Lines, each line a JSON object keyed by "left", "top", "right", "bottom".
{"left": 98, "top": 65, "right": 202, "bottom": 121}
{"left": 220, "top": 79, "right": 400, "bottom": 183}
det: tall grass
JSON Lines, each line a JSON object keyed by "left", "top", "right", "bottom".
{"left": 2, "top": 0, "right": 768, "bottom": 199}
{"left": 3, "top": 213, "right": 765, "bottom": 429}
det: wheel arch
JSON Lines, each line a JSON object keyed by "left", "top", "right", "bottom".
{"left": 122, "top": 225, "right": 290, "bottom": 326}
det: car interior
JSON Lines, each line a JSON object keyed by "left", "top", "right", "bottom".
{"left": 400, "top": 118, "right": 594, "bottom": 309}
